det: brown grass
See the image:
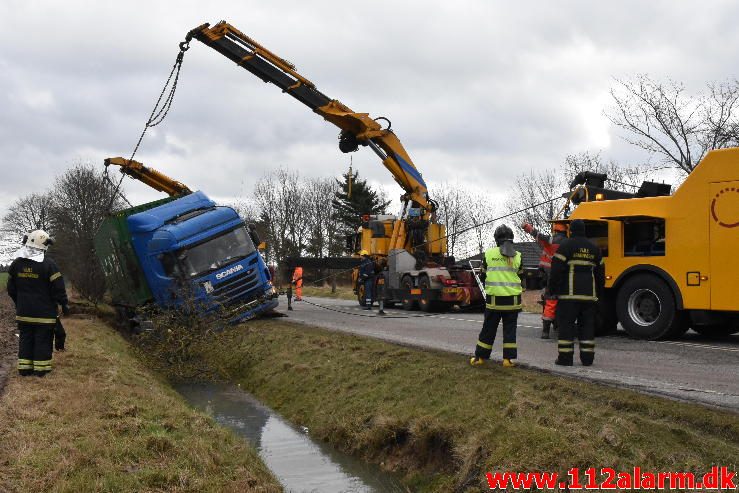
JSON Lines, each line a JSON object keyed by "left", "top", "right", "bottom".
{"left": 0, "top": 313, "right": 281, "bottom": 493}
{"left": 300, "top": 284, "right": 357, "bottom": 301}
{"left": 522, "top": 289, "right": 543, "bottom": 313}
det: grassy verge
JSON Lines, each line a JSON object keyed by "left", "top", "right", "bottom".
{"left": 148, "top": 319, "right": 739, "bottom": 492}
{"left": 0, "top": 272, "right": 7, "bottom": 287}
{"left": 300, "top": 284, "right": 357, "bottom": 301}
{"left": 0, "top": 313, "right": 281, "bottom": 493}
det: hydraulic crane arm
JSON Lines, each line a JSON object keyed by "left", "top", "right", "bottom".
{"left": 104, "top": 157, "right": 192, "bottom": 197}
{"left": 184, "top": 21, "right": 432, "bottom": 215}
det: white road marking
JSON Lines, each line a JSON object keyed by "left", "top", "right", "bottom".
{"left": 652, "top": 340, "right": 739, "bottom": 353}
{"left": 298, "top": 299, "right": 738, "bottom": 353}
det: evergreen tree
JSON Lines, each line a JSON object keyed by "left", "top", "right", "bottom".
{"left": 331, "top": 171, "right": 391, "bottom": 237}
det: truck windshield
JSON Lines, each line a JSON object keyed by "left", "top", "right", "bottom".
{"left": 178, "top": 227, "right": 256, "bottom": 278}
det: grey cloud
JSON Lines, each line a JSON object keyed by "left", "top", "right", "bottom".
{"left": 1, "top": 0, "right": 737, "bottom": 216}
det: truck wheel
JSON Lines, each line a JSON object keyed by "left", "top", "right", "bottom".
{"left": 616, "top": 274, "right": 680, "bottom": 340}
{"left": 418, "top": 275, "right": 440, "bottom": 313}
{"left": 401, "top": 275, "right": 418, "bottom": 311}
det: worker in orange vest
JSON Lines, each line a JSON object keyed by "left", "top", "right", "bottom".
{"left": 522, "top": 222, "right": 568, "bottom": 339}
{"left": 292, "top": 266, "right": 303, "bottom": 301}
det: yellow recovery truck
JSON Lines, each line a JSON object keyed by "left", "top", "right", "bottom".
{"left": 559, "top": 149, "right": 738, "bottom": 340}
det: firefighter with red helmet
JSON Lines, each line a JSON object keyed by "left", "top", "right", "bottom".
{"left": 522, "top": 222, "right": 567, "bottom": 339}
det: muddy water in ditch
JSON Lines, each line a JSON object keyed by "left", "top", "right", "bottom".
{"left": 175, "top": 382, "right": 406, "bottom": 493}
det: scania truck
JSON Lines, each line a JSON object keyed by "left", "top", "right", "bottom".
{"left": 94, "top": 158, "right": 278, "bottom": 330}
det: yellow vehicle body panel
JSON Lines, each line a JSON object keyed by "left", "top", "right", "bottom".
{"left": 569, "top": 148, "right": 739, "bottom": 312}
{"left": 360, "top": 220, "right": 447, "bottom": 258}
{"left": 709, "top": 180, "right": 739, "bottom": 310}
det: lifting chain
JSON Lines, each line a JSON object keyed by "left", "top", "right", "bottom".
{"left": 105, "top": 40, "right": 190, "bottom": 212}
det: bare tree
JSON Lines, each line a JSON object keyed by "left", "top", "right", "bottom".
{"left": 607, "top": 75, "right": 739, "bottom": 175}
{"left": 430, "top": 182, "right": 470, "bottom": 258}
{"left": 253, "top": 167, "right": 308, "bottom": 266}
{"left": 700, "top": 81, "right": 739, "bottom": 151}
{"left": 2, "top": 193, "right": 54, "bottom": 236}
{"left": 303, "top": 177, "right": 341, "bottom": 259}
{"left": 464, "top": 191, "right": 497, "bottom": 256}
{"left": 506, "top": 168, "right": 562, "bottom": 237}
{"left": 509, "top": 151, "right": 655, "bottom": 241}
{"left": 49, "top": 162, "right": 126, "bottom": 301}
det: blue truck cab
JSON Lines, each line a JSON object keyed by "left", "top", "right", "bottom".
{"left": 94, "top": 191, "right": 278, "bottom": 328}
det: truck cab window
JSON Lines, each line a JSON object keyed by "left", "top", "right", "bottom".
{"left": 583, "top": 220, "right": 609, "bottom": 257}
{"left": 179, "top": 226, "right": 256, "bottom": 278}
{"left": 623, "top": 219, "right": 665, "bottom": 257}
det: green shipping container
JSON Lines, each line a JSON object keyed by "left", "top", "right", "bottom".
{"left": 93, "top": 196, "right": 177, "bottom": 307}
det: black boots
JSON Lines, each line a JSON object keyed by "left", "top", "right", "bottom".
{"left": 541, "top": 320, "right": 552, "bottom": 339}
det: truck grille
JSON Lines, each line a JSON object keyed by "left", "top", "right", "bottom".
{"left": 211, "top": 268, "right": 261, "bottom": 306}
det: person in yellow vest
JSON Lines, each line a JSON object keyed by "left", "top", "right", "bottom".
{"left": 470, "top": 224, "right": 523, "bottom": 368}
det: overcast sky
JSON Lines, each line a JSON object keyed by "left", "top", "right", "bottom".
{"left": 1, "top": 0, "right": 738, "bottom": 218}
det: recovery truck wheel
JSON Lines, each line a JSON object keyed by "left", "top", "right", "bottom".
{"left": 616, "top": 274, "right": 683, "bottom": 340}
{"left": 418, "top": 275, "right": 440, "bottom": 313}
{"left": 401, "top": 275, "right": 418, "bottom": 311}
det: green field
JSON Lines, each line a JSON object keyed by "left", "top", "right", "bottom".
{"left": 0, "top": 272, "right": 7, "bottom": 288}
{"left": 142, "top": 318, "right": 739, "bottom": 492}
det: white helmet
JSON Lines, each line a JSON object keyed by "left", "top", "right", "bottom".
{"left": 24, "top": 230, "right": 54, "bottom": 251}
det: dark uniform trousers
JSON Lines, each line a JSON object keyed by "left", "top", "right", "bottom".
{"left": 54, "top": 318, "right": 66, "bottom": 350}
{"left": 363, "top": 277, "right": 375, "bottom": 306}
{"left": 555, "top": 300, "right": 596, "bottom": 365}
{"left": 18, "top": 322, "right": 54, "bottom": 376}
{"left": 475, "top": 309, "right": 518, "bottom": 360}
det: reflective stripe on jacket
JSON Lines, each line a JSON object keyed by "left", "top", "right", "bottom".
{"left": 7, "top": 256, "right": 68, "bottom": 323}
{"left": 547, "top": 236, "right": 605, "bottom": 302}
{"left": 483, "top": 246, "right": 523, "bottom": 310}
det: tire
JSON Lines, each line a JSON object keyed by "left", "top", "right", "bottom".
{"left": 401, "top": 275, "right": 418, "bottom": 311}
{"left": 616, "top": 274, "right": 681, "bottom": 340}
{"left": 418, "top": 275, "right": 440, "bottom": 313}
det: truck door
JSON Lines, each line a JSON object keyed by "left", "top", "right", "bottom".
{"left": 709, "top": 181, "right": 739, "bottom": 310}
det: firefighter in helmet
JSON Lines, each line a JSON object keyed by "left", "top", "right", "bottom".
{"left": 6, "top": 230, "right": 69, "bottom": 377}
{"left": 548, "top": 219, "right": 605, "bottom": 366}
{"left": 470, "top": 224, "right": 523, "bottom": 368}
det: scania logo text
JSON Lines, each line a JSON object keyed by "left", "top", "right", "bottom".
{"left": 216, "top": 264, "right": 244, "bottom": 279}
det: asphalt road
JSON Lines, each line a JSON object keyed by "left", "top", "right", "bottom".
{"left": 276, "top": 296, "right": 739, "bottom": 412}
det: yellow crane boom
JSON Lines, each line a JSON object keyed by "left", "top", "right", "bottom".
{"left": 184, "top": 21, "right": 433, "bottom": 217}
{"left": 104, "top": 157, "right": 192, "bottom": 197}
